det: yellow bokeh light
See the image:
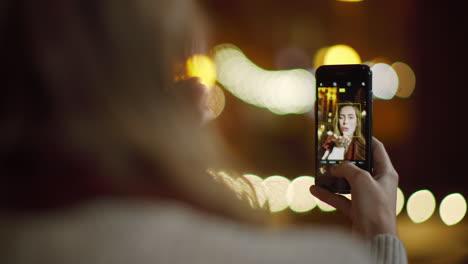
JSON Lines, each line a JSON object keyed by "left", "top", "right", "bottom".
{"left": 439, "top": 193, "right": 467, "bottom": 226}
{"left": 396, "top": 187, "right": 405, "bottom": 216}
{"left": 263, "top": 176, "right": 291, "bottom": 213}
{"left": 392, "top": 62, "right": 416, "bottom": 98}
{"left": 243, "top": 174, "right": 268, "bottom": 208}
{"left": 323, "top": 44, "right": 361, "bottom": 65}
{"left": 186, "top": 54, "right": 216, "bottom": 89}
{"left": 313, "top": 46, "right": 329, "bottom": 68}
{"left": 407, "top": 190, "right": 436, "bottom": 224}
{"left": 372, "top": 63, "right": 399, "bottom": 100}
{"left": 286, "top": 176, "right": 317, "bottom": 213}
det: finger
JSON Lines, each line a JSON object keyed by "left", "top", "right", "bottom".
{"left": 329, "top": 162, "right": 371, "bottom": 186}
{"left": 372, "top": 137, "right": 398, "bottom": 187}
{"left": 310, "top": 185, "right": 351, "bottom": 217}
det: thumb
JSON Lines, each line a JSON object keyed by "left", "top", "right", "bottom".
{"left": 330, "top": 162, "right": 372, "bottom": 187}
{"left": 310, "top": 185, "right": 351, "bottom": 217}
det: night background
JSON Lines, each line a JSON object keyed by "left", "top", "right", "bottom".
{"left": 192, "top": 0, "right": 467, "bottom": 263}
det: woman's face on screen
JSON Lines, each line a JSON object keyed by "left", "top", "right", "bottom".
{"left": 339, "top": 105, "right": 357, "bottom": 137}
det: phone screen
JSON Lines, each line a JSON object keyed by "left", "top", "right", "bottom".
{"left": 315, "top": 65, "right": 372, "bottom": 193}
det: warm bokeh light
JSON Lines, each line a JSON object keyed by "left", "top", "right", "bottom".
{"left": 286, "top": 176, "right": 317, "bottom": 213}
{"left": 313, "top": 46, "right": 329, "bottom": 69}
{"left": 263, "top": 176, "right": 291, "bottom": 213}
{"left": 396, "top": 187, "right": 405, "bottom": 216}
{"left": 337, "top": 0, "right": 363, "bottom": 2}
{"left": 407, "top": 190, "right": 436, "bottom": 224}
{"left": 439, "top": 193, "right": 467, "bottom": 226}
{"left": 323, "top": 44, "right": 361, "bottom": 65}
{"left": 392, "top": 62, "right": 416, "bottom": 98}
{"left": 316, "top": 198, "right": 336, "bottom": 212}
{"left": 214, "top": 44, "right": 315, "bottom": 115}
{"left": 186, "top": 54, "right": 216, "bottom": 89}
{"left": 372, "top": 63, "right": 399, "bottom": 100}
{"left": 203, "top": 84, "right": 225, "bottom": 121}
{"left": 243, "top": 174, "right": 268, "bottom": 208}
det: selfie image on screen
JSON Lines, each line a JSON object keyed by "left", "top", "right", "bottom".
{"left": 317, "top": 85, "right": 368, "bottom": 173}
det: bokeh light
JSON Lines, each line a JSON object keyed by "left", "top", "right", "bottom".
{"left": 323, "top": 44, "right": 361, "bottom": 65}
{"left": 392, "top": 62, "right": 416, "bottom": 98}
{"left": 203, "top": 84, "right": 225, "bottom": 121}
{"left": 186, "top": 54, "right": 216, "bottom": 89}
{"left": 407, "top": 190, "right": 436, "bottom": 224}
{"left": 214, "top": 44, "right": 315, "bottom": 115}
{"left": 316, "top": 198, "right": 337, "bottom": 212}
{"left": 439, "top": 193, "right": 467, "bottom": 226}
{"left": 313, "top": 46, "right": 329, "bottom": 69}
{"left": 396, "top": 187, "right": 405, "bottom": 216}
{"left": 286, "top": 176, "right": 317, "bottom": 213}
{"left": 372, "top": 63, "right": 399, "bottom": 100}
{"left": 263, "top": 176, "right": 291, "bottom": 213}
{"left": 243, "top": 174, "right": 268, "bottom": 208}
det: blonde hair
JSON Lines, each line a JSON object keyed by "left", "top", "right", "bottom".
{"left": 332, "top": 102, "right": 366, "bottom": 160}
{"left": 1, "top": 0, "right": 266, "bottom": 224}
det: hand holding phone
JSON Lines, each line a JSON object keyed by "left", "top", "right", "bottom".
{"left": 315, "top": 64, "right": 372, "bottom": 193}
{"left": 310, "top": 138, "right": 399, "bottom": 239}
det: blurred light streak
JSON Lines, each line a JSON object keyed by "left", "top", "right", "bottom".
{"left": 439, "top": 193, "right": 467, "bottom": 226}
{"left": 186, "top": 55, "right": 216, "bottom": 89}
{"left": 392, "top": 62, "right": 416, "bottom": 98}
{"left": 372, "top": 63, "right": 399, "bottom": 100}
{"left": 263, "top": 176, "right": 291, "bottom": 213}
{"left": 407, "top": 190, "right": 436, "bottom": 224}
{"left": 396, "top": 187, "right": 405, "bottom": 216}
{"left": 243, "top": 174, "right": 268, "bottom": 208}
{"left": 286, "top": 176, "right": 317, "bottom": 213}
{"left": 214, "top": 44, "right": 315, "bottom": 115}
{"left": 323, "top": 44, "right": 361, "bottom": 65}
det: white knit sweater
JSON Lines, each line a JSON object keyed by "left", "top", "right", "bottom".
{"left": 0, "top": 200, "right": 407, "bottom": 264}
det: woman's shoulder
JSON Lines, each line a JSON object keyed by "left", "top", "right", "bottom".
{"left": 0, "top": 199, "right": 372, "bottom": 264}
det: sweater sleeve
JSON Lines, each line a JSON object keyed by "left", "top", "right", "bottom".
{"left": 370, "top": 234, "right": 408, "bottom": 264}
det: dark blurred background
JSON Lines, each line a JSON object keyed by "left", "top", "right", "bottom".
{"left": 197, "top": 0, "right": 467, "bottom": 263}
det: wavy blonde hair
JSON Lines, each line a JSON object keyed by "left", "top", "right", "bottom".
{"left": 0, "top": 0, "right": 266, "bottom": 224}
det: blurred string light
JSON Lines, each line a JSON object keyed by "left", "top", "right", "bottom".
{"left": 407, "top": 190, "right": 436, "bottom": 224}
{"left": 213, "top": 44, "right": 315, "bottom": 115}
{"left": 392, "top": 62, "right": 416, "bottom": 98}
{"left": 286, "top": 176, "right": 317, "bottom": 213}
{"left": 396, "top": 187, "right": 405, "bottom": 216}
{"left": 263, "top": 176, "right": 291, "bottom": 213}
{"left": 186, "top": 54, "right": 216, "bottom": 90}
{"left": 227, "top": 171, "right": 466, "bottom": 225}
{"left": 439, "top": 193, "right": 467, "bottom": 226}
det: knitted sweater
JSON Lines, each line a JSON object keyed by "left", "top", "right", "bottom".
{"left": 0, "top": 200, "right": 407, "bottom": 264}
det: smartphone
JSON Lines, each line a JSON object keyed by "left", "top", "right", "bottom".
{"left": 314, "top": 64, "right": 372, "bottom": 193}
